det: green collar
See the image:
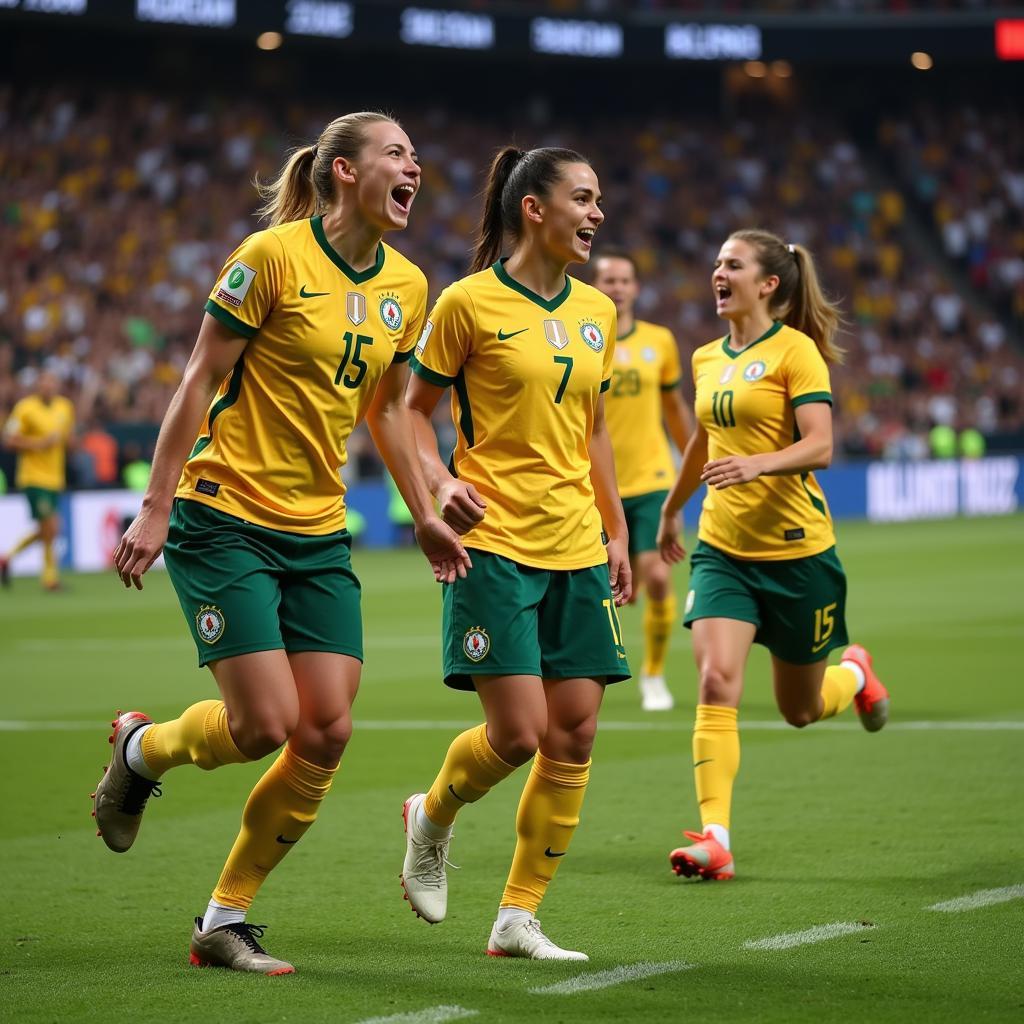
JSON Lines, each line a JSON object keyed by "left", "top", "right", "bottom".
{"left": 617, "top": 322, "right": 637, "bottom": 341}
{"left": 721, "top": 320, "right": 782, "bottom": 360}
{"left": 492, "top": 259, "right": 571, "bottom": 313}
{"left": 311, "top": 215, "right": 385, "bottom": 284}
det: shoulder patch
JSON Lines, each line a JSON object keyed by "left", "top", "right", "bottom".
{"left": 215, "top": 261, "right": 257, "bottom": 309}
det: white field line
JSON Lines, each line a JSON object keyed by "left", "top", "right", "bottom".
{"left": 926, "top": 885, "right": 1024, "bottom": 913}
{"left": 2, "top": 719, "right": 1023, "bottom": 733}
{"left": 743, "top": 921, "right": 875, "bottom": 952}
{"left": 529, "top": 960, "right": 695, "bottom": 996}
{"left": 353, "top": 1006, "right": 478, "bottom": 1024}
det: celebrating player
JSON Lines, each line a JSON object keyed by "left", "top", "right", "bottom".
{"left": 593, "top": 251, "right": 691, "bottom": 711}
{"left": 657, "top": 229, "right": 890, "bottom": 881}
{"left": 92, "top": 112, "right": 469, "bottom": 974}
{"left": 1, "top": 370, "right": 74, "bottom": 591}
{"left": 400, "top": 146, "right": 631, "bottom": 960}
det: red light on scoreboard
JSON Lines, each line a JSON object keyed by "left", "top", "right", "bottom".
{"left": 996, "top": 19, "right": 1024, "bottom": 60}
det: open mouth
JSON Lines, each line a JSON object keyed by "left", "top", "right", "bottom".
{"left": 576, "top": 227, "right": 596, "bottom": 247}
{"left": 716, "top": 285, "right": 732, "bottom": 302}
{"left": 391, "top": 183, "right": 415, "bottom": 212}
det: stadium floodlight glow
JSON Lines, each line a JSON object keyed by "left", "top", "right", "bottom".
{"left": 19, "top": 0, "right": 87, "bottom": 13}
{"left": 995, "top": 19, "right": 1024, "bottom": 60}
{"left": 257, "top": 31, "right": 283, "bottom": 50}
{"left": 284, "top": 1, "right": 353, "bottom": 39}
{"left": 744, "top": 60, "right": 767, "bottom": 79}
{"left": 531, "top": 17, "right": 623, "bottom": 59}
{"left": 911, "top": 51, "right": 933, "bottom": 70}
{"left": 771, "top": 60, "right": 792, "bottom": 78}
{"left": 664, "top": 23, "right": 761, "bottom": 61}
{"left": 400, "top": 8, "right": 494, "bottom": 51}
{"left": 135, "top": 0, "right": 236, "bottom": 28}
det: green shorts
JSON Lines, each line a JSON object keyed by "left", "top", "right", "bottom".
{"left": 621, "top": 489, "right": 668, "bottom": 557}
{"left": 163, "top": 499, "right": 363, "bottom": 667}
{"left": 441, "top": 549, "right": 631, "bottom": 691}
{"left": 24, "top": 487, "right": 59, "bottom": 521}
{"left": 683, "top": 540, "right": 849, "bottom": 665}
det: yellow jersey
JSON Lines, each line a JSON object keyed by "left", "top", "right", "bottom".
{"left": 693, "top": 321, "right": 835, "bottom": 561}
{"left": 180, "top": 215, "right": 427, "bottom": 534}
{"left": 411, "top": 260, "right": 617, "bottom": 570}
{"left": 5, "top": 394, "right": 74, "bottom": 490}
{"left": 604, "top": 319, "right": 681, "bottom": 498}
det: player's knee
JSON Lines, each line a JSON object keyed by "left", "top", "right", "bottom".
{"left": 231, "top": 713, "right": 295, "bottom": 759}
{"left": 781, "top": 708, "right": 817, "bottom": 729}
{"left": 698, "top": 665, "right": 739, "bottom": 704}
{"left": 553, "top": 716, "right": 598, "bottom": 762}
{"left": 492, "top": 726, "right": 542, "bottom": 767}
{"left": 646, "top": 566, "right": 671, "bottom": 600}
{"left": 306, "top": 713, "right": 353, "bottom": 764}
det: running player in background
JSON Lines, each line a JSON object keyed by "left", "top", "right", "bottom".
{"left": 657, "top": 229, "right": 889, "bottom": 882}
{"left": 0, "top": 370, "right": 74, "bottom": 590}
{"left": 593, "top": 251, "right": 691, "bottom": 711}
{"left": 93, "top": 112, "right": 469, "bottom": 974}
{"left": 401, "top": 146, "right": 631, "bottom": 961}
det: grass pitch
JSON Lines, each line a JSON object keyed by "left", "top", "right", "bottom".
{"left": 1, "top": 516, "right": 1022, "bottom": 1022}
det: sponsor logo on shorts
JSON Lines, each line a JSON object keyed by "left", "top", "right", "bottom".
{"left": 743, "top": 360, "right": 767, "bottom": 382}
{"left": 214, "top": 260, "right": 256, "bottom": 308}
{"left": 685, "top": 589, "right": 696, "bottom": 615}
{"left": 379, "top": 293, "right": 403, "bottom": 331}
{"left": 579, "top": 320, "right": 605, "bottom": 351}
{"left": 463, "top": 626, "right": 490, "bottom": 663}
{"left": 196, "top": 604, "right": 226, "bottom": 644}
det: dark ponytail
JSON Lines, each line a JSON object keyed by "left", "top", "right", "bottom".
{"left": 469, "top": 145, "right": 590, "bottom": 274}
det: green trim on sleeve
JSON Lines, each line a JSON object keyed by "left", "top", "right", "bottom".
{"left": 792, "top": 391, "right": 833, "bottom": 408}
{"left": 392, "top": 346, "right": 415, "bottom": 364}
{"left": 600, "top": 378, "right": 611, "bottom": 394}
{"left": 660, "top": 378, "right": 681, "bottom": 392}
{"left": 204, "top": 300, "right": 258, "bottom": 339}
{"left": 410, "top": 355, "right": 457, "bottom": 388}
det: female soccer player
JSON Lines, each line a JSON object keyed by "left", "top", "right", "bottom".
{"left": 656, "top": 229, "right": 889, "bottom": 881}
{"left": 592, "top": 251, "right": 691, "bottom": 711}
{"left": 92, "top": 112, "right": 469, "bottom": 974}
{"left": 400, "top": 147, "right": 631, "bottom": 961}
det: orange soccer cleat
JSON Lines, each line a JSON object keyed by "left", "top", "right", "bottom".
{"left": 842, "top": 644, "right": 890, "bottom": 733}
{"left": 669, "top": 829, "right": 735, "bottom": 880}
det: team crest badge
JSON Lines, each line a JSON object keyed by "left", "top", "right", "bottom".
{"left": 743, "top": 360, "right": 767, "bottom": 382}
{"left": 579, "top": 321, "right": 605, "bottom": 352}
{"left": 346, "top": 292, "right": 367, "bottom": 326}
{"left": 379, "top": 293, "right": 403, "bottom": 332}
{"left": 463, "top": 626, "right": 490, "bottom": 663}
{"left": 615, "top": 346, "right": 630, "bottom": 364}
{"left": 642, "top": 346, "right": 656, "bottom": 363}
{"left": 544, "top": 319, "right": 570, "bottom": 350}
{"left": 196, "top": 605, "right": 226, "bottom": 645}
{"left": 719, "top": 365, "right": 737, "bottom": 384}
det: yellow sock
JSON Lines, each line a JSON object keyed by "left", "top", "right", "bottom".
{"left": 693, "top": 704, "right": 739, "bottom": 831}
{"left": 642, "top": 593, "right": 677, "bottom": 677}
{"left": 423, "top": 724, "right": 516, "bottom": 827}
{"left": 8, "top": 530, "right": 40, "bottom": 558}
{"left": 140, "top": 699, "right": 249, "bottom": 777}
{"left": 213, "top": 745, "right": 336, "bottom": 911}
{"left": 42, "top": 539, "right": 57, "bottom": 586}
{"left": 818, "top": 665, "right": 859, "bottom": 720}
{"left": 501, "top": 753, "right": 589, "bottom": 914}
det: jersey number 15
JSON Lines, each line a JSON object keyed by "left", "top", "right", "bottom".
{"left": 335, "top": 332, "right": 374, "bottom": 389}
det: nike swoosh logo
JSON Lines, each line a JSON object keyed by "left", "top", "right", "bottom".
{"left": 497, "top": 328, "right": 528, "bottom": 341}
{"left": 299, "top": 285, "right": 330, "bottom": 298}
{"left": 544, "top": 847, "right": 567, "bottom": 858}
{"left": 693, "top": 759, "right": 714, "bottom": 768}
{"left": 448, "top": 784, "right": 468, "bottom": 803}
{"left": 276, "top": 834, "right": 299, "bottom": 844}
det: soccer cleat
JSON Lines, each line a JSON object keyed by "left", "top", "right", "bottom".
{"left": 92, "top": 711, "right": 160, "bottom": 853}
{"left": 189, "top": 918, "right": 294, "bottom": 975}
{"left": 670, "top": 829, "right": 735, "bottom": 880}
{"left": 486, "top": 916, "right": 588, "bottom": 961}
{"left": 843, "top": 644, "right": 889, "bottom": 733}
{"left": 400, "top": 793, "right": 455, "bottom": 924}
{"left": 639, "top": 674, "right": 674, "bottom": 712}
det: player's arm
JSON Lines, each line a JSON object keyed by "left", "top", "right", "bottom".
{"left": 2, "top": 413, "right": 54, "bottom": 451}
{"left": 701, "top": 401, "right": 832, "bottom": 490}
{"left": 366, "top": 361, "right": 471, "bottom": 583}
{"left": 657, "top": 419, "right": 709, "bottom": 564}
{"left": 661, "top": 386, "right": 692, "bottom": 455}
{"left": 589, "top": 395, "right": 632, "bottom": 606}
{"left": 113, "top": 314, "right": 248, "bottom": 590}
{"left": 404, "top": 374, "right": 487, "bottom": 535}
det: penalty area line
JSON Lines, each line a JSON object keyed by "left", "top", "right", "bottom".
{"left": 529, "top": 960, "right": 695, "bottom": 996}
{"left": 926, "top": 884, "right": 1024, "bottom": 913}
{"left": 743, "top": 921, "right": 875, "bottom": 952}
{"left": 353, "top": 1006, "right": 478, "bottom": 1024}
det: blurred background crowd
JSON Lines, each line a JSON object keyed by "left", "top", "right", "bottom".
{"left": 2, "top": 59, "right": 1022, "bottom": 488}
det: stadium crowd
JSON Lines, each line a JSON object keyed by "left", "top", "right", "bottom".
{"left": 2, "top": 85, "right": 1021, "bottom": 486}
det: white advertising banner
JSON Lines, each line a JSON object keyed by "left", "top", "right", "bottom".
{"left": 69, "top": 489, "right": 164, "bottom": 572}
{"left": 0, "top": 494, "right": 48, "bottom": 576}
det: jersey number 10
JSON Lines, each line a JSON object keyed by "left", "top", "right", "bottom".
{"left": 711, "top": 389, "right": 736, "bottom": 428}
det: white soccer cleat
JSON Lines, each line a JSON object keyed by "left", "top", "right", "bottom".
{"left": 639, "top": 674, "right": 674, "bottom": 712}
{"left": 400, "top": 793, "right": 453, "bottom": 924}
{"left": 486, "top": 916, "right": 589, "bottom": 961}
